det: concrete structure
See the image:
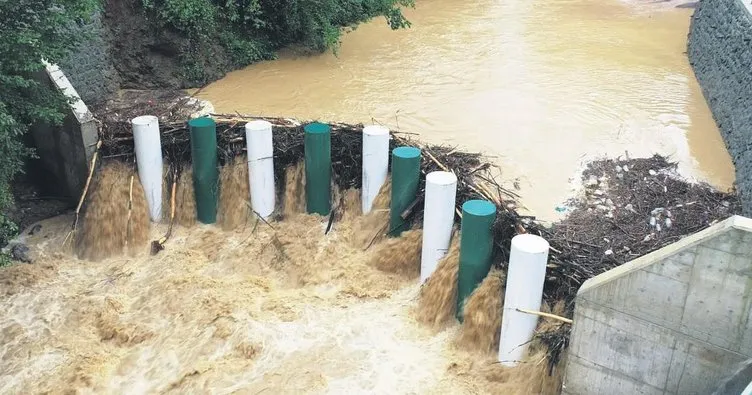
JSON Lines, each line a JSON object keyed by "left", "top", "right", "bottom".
{"left": 563, "top": 216, "right": 752, "bottom": 394}
{"left": 29, "top": 63, "right": 98, "bottom": 201}
{"left": 688, "top": 0, "right": 752, "bottom": 216}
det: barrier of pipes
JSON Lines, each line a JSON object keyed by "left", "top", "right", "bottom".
{"left": 361, "top": 125, "right": 390, "bottom": 215}
{"left": 389, "top": 146, "right": 421, "bottom": 237}
{"left": 304, "top": 122, "right": 332, "bottom": 215}
{"left": 456, "top": 199, "right": 496, "bottom": 321}
{"left": 189, "top": 117, "right": 219, "bottom": 224}
{"left": 131, "top": 115, "right": 163, "bottom": 222}
{"left": 498, "top": 234, "right": 549, "bottom": 366}
{"left": 420, "top": 171, "right": 458, "bottom": 283}
{"left": 245, "top": 120, "right": 275, "bottom": 219}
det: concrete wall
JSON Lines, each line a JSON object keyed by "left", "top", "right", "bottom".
{"left": 563, "top": 216, "right": 752, "bottom": 395}
{"left": 688, "top": 0, "right": 752, "bottom": 216}
{"left": 59, "top": 11, "right": 119, "bottom": 105}
{"left": 29, "top": 64, "right": 98, "bottom": 201}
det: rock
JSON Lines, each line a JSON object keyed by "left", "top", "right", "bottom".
{"left": 10, "top": 244, "right": 32, "bottom": 263}
{"left": 27, "top": 224, "right": 42, "bottom": 236}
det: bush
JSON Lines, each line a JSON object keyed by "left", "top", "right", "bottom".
{"left": 141, "top": 0, "right": 412, "bottom": 78}
{"left": 0, "top": 214, "right": 19, "bottom": 248}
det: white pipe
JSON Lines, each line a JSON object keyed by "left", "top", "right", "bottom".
{"left": 420, "top": 171, "right": 457, "bottom": 283}
{"left": 131, "top": 115, "right": 163, "bottom": 222}
{"left": 498, "top": 234, "right": 550, "bottom": 366}
{"left": 246, "top": 120, "right": 275, "bottom": 219}
{"left": 362, "top": 125, "right": 390, "bottom": 214}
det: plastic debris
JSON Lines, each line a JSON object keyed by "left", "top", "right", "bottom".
{"left": 649, "top": 216, "right": 657, "bottom": 226}
{"left": 665, "top": 218, "right": 672, "bottom": 229}
{"left": 604, "top": 249, "right": 613, "bottom": 256}
{"left": 649, "top": 169, "right": 657, "bottom": 176}
{"left": 622, "top": 165, "right": 629, "bottom": 172}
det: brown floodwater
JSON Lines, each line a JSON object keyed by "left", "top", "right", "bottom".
{"left": 196, "top": 0, "right": 734, "bottom": 220}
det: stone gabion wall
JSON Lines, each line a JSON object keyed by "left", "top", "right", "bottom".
{"left": 688, "top": 0, "right": 752, "bottom": 216}
{"left": 59, "top": 11, "right": 120, "bottom": 105}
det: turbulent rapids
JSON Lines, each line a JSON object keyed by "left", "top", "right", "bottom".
{"left": 0, "top": 157, "right": 563, "bottom": 394}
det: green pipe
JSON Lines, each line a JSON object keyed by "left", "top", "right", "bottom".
{"left": 456, "top": 199, "right": 497, "bottom": 322}
{"left": 304, "top": 122, "right": 331, "bottom": 215}
{"left": 189, "top": 117, "right": 219, "bottom": 224}
{"left": 389, "top": 146, "right": 421, "bottom": 237}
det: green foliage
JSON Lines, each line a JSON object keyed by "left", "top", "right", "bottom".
{"left": 141, "top": 0, "right": 412, "bottom": 76}
{"left": 218, "top": 32, "right": 275, "bottom": 67}
{"left": 0, "top": 0, "right": 99, "bottom": 212}
{"left": 0, "top": 214, "right": 19, "bottom": 248}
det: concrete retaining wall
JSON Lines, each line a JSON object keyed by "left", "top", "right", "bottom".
{"left": 59, "top": 11, "right": 119, "bottom": 105}
{"left": 29, "top": 64, "right": 98, "bottom": 200}
{"left": 563, "top": 216, "right": 752, "bottom": 394}
{"left": 688, "top": 0, "right": 752, "bottom": 216}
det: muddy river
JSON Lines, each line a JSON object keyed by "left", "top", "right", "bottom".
{"left": 196, "top": 0, "right": 733, "bottom": 219}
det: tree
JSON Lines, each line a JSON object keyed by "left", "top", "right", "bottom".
{"left": 0, "top": 0, "right": 99, "bottom": 210}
